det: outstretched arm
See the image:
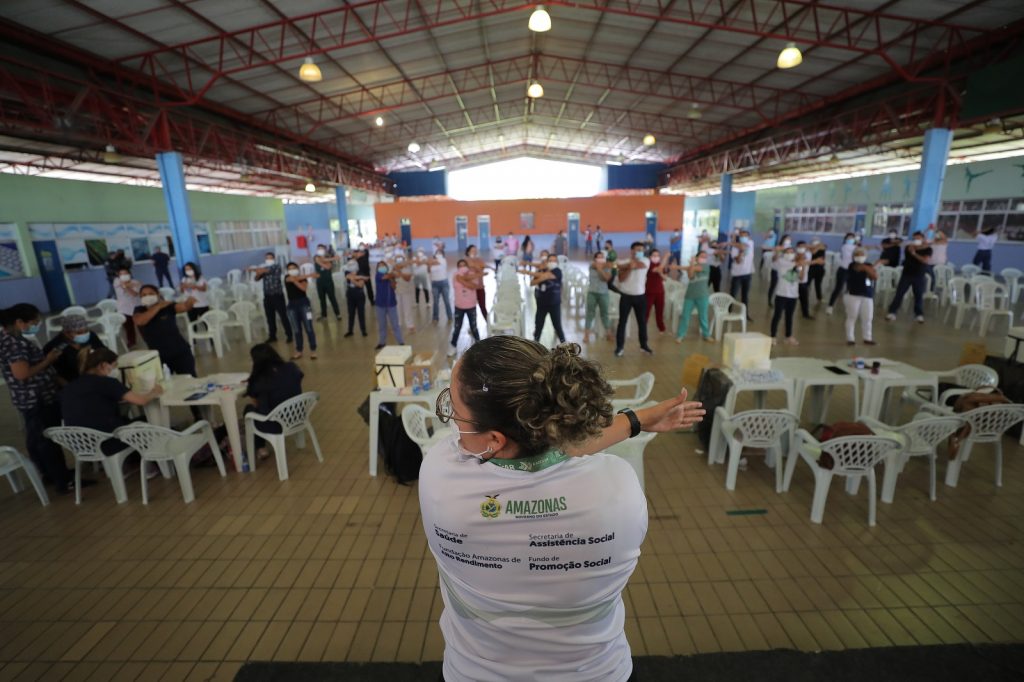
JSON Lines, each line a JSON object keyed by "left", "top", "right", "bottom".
{"left": 566, "top": 389, "right": 705, "bottom": 456}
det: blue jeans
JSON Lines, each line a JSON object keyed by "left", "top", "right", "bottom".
{"left": 287, "top": 299, "right": 316, "bottom": 352}
{"left": 431, "top": 280, "right": 452, "bottom": 322}
{"left": 377, "top": 305, "right": 404, "bottom": 346}
{"left": 888, "top": 274, "right": 926, "bottom": 317}
{"left": 973, "top": 249, "right": 992, "bottom": 272}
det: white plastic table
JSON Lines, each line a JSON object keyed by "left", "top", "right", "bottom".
{"left": 144, "top": 372, "right": 249, "bottom": 472}
{"left": 368, "top": 386, "right": 445, "bottom": 477}
{"left": 846, "top": 358, "right": 938, "bottom": 423}
{"left": 771, "top": 357, "right": 861, "bottom": 424}
{"left": 721, "top": 366, "right": 796, "bottom": 414}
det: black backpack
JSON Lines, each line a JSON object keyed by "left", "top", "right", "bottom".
{"left": 695, "top": 368, "right": 733, "bottom": 449}
{"left": 377, "top": 403, "right": 423, "bottom": 484}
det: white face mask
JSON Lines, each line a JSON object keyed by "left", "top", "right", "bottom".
{"left": 888, "top": 233, "right": 898, "bottom": 239}
{"left": 287, "top": 268, "right": 299, "bottom": 276}
{"left": 796, "top": 248, "right": 806, "bottom": 255}
{"left": 141, "top": 294, "right": 159, "bottom": 307}
{"left": 184, "top": 269, "right": 195, "bottom": 277}
{"left": 912, "top": 239, "right": 923, "bottom": 246}
{"left": 853, "top": 256, "right": 868, "bottom": 264}
{"left": 119, "top": 274, "right": 131, "bottom": 282}
{"left": 316, "top": 249, "right": 326, "bottom": 256}
{"left": 107, "top": 365, "right": 119, "bottom": 378}
{"left": 264, "top": 259, "right": 275, "bottom": 266}
{"left": 395, "top": 256, "right": 404, "bottom": 263}
{"left": 448, "top": 422, "right": 491, "bottom": 460}
{"left": 781, "top": 240, "right": 791, "bottom": 247}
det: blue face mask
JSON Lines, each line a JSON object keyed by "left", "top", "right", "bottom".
{"left": 24, "top": 323, "right": 40, "bottom": 336}
{"left": 377, "top": 266, "right": 388, "bottom": 274}
{"left": 846, "top": 238, "right": 855, "bottom": 245}
{"left": 73, "top": 332, "right": 90, "bottom": 344}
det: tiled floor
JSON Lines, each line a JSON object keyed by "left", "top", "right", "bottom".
{"left": 1, "top": 265, "right": 1022, "bottom": 681}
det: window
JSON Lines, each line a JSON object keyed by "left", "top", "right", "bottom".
{"left": 933, "top": 196, "right": 1022, "bottom": 242}
{"left": 783, "top": 205, "right": 862, "bottom": 234}
{"left": 213, "top": 220, "right": 286, "bottom": 253}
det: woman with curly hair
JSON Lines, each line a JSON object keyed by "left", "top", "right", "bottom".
{"left": 419, "top": 336, "right": 704, "bottom": 682}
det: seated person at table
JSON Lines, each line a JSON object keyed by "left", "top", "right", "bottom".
{"left": 42, "top": 314, "right": 106, "bottom": 385}
{"left": 244, "top": 343, "right": 303, "bottom": 459}
{"left": 133, "top": 284, "right": 197, "bottom": 376}
{"left": 61, "top": 347, "right": 163, "bottom": 455}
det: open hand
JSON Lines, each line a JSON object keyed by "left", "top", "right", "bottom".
{"left": 637, "top": 388, "right": 705, "bottom": 432}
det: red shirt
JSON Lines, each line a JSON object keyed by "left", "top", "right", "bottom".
{"left": 645, "top": 265, "right": 664, "bottom": 295}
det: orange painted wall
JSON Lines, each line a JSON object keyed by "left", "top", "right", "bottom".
{"left": 374, "top": 195, "right": 686, "bottom": 239}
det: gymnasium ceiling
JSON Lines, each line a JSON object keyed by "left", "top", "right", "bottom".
{"left": 1, "top": 1, "right": 1024, "bottom": 197}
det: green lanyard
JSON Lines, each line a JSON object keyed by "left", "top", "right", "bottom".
{"left": 488, "top": 449, "right": 569, "bottom": 473}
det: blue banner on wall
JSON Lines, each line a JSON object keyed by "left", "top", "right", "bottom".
{"left": 456, "top": 216, "right": 468, "bottom": 252}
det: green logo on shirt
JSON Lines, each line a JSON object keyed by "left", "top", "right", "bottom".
{"left": 480, "top": 494, "right": 501, "bottom": 519}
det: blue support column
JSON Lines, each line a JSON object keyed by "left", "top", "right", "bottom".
{"left": 910, "top": 128, "right": 952, "bottom": 234}
{"left": 334, "top": 185, "right": 350, "bottom": 250}
{"left": 156, "top": 152, "right": 199, "bottom": 267}
{"left": 719, "top": 173, "right": 733, "bottom": 237}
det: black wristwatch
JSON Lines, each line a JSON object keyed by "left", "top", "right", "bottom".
{"left": 618, "top": 408, "right": 642, "bottom": 438}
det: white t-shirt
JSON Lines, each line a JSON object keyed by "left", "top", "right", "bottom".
{"left": 977, "top": 233, "right": 997, "bottom": 250}
{"left": 181, "top": 276, "right": 209, "bottom": 307}
{"left": 930, "top": 243, "right": 948, "bottom": 265}
{"left": 393, "top": 263, "right": 414, "bottom": 294}
{"left": 413, "top": 257, "right": 429, "bottom": 278}
{"left": 839, "top": 243, "right": 856, "bottom": 268}
{"left": 730, "top": 245, "right": 754, "bottom": 276}
{"left": 419, "top": 440, "right": 647, "bottom": 682}
{"left": 430, "top": 253, "right": 448, "bottom": 282}
{"left": 773, "top": 259, "right": 800, "bottom": 298}
{"left": 617, "top": 254, "right": 649, "bottom": 296}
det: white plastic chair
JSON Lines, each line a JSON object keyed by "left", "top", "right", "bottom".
{"left": 206, "top": 276, "right": 224, "bottom": 290}
{"left": 609, "top": 372, "right": 655, "bottom": 411}
{"left": 859, "top": 415, "right": 963, "bottom": 503}
{"left": 0, "top": 446, "right": 49, "bottom": 506}
{"left": 44, "top": 426, "right": 134, "bottom": 504}
{"left": 95, "top": 312, "right": 127, "bottom": 352}
{"left": 401, "top": 404, "right": 447, "bottom": 456}
{"left": 226, "top": 268, "right": 243, "bottom": 286}
{"left": 113, "top": 421, "right": 227, "bottom": 504}
{"left": 960, "top": 264, "right": 982, "bottom": 278}
{"left": 782, "top": 430, "right": 902, "bottom": 526}
{"left": 207, "top": 288, "right": 230, "bottom": 311}
{"left": 188, "top": 309, "right": 231, "bottom": 357}
{"left": 711, "top": 408, "right": 798, "bottom": 492}
{"left": 225, "top": 301, "right": 264, "bottom": 343}
{"left": 604, "top": 402, "right": 658, "bottom": 491}
{"left": 231, "top": 283, "right": 254, "bottom": 303}
{"left": 708, "top": 293, "right": 747, "bottom": 341}
{"left": 924, "top": 403, "right": 1024, "bottom": 488}
{"left": 1000, "top": 267, "right": 1022, "bottom": 304}
{"left": 942, "top": 277, "right": 970, "bottom": 329}
{"left": 95, "top": 299, "right": 119, "bottom": 316}
{"left": 244, "top": 392, "right": 323, "bottom": 481}
{"left": 970, "top": 280, "right": 1013, "bottom": 337}
{"left": 159, "top": 286, "right": 177, "bottom": 301}
{"left": 905, "top": 363, "right": 998, "bottom": 409}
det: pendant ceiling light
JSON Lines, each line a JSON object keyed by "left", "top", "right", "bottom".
{"left": 776, "top": 42, "right": 803, "bottom": 69}
{"left": 101, "top": 144, "right": 121, "bottom": 163}
{"left": 299, "top": 57, "right": 323, "bottom": 82}
{"left": 408, "top": 142, "right": 421, "bottom": 153}
{"left": 374, "top": 116, "right": 384, "bottom": 127}
{"left": 528, "top": 5, "right": 552, "bottom": 32}
{"left": 527, "top": 81, "right": 544, "bottom": 98}
{"left": 642, "top": 134, "right": 656, "bottom": 147}
{"left": 686, "top": 103, "right": 702, "bottom": 120}
{"left": 304, "top": 182, "right": 316, "bottom": 192}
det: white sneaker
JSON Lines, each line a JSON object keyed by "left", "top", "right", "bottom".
{"left": 916, "top": 315, "right": 925, "bottom": 323}
{"left": 885, "top": 313, "right": 896, "bottom": 321}
{"left": 826, "top": 306, "right": 833, "bottom": 315}
{"left": 447, "top": 344, "right": 457, "bottom": 357}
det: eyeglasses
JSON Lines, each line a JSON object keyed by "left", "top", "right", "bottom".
{"left": 434, "top": 387, "right": 480, "bottom": 426}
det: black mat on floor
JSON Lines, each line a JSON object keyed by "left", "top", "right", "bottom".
{"left": 235, "top": 643, "right": 1024, "bottom": 681}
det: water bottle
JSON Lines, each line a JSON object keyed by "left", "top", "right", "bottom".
{"left": 241, "top": 456, "right": 250, "bottom": 473}
{"left": 411, "top": 373, "right": 422, "bottom": 395}
{"left": 421, "top": 368, "right": 431, "bottom": 391}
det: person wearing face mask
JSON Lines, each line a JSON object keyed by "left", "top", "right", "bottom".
{"left": 428, "top": 247, "right": 453, "bottom": 324}
{"left": 760, "top": 229, "right": 778, "bottom": 274}
{"left": 179, "top": 262, "right": 209, "bottom": 322}
{"left": 133, "top": 284, "right": 197, "bottom": 375}
{"left": 808, "top": 237, "right": 826, "bottom": 302}
{"left": 412, "top": 248, "right": 431, "bottom": 306}
{"left": 464, "top": 245, "right": 490, "bottom": 318}
{"left": 886, "top": 231, "right": 932, "bottom": 323}
{"left": 794, "top": 242, "right": 823, "bottom": 320}
{"left": 374, "top": 260, "right": 404, "bottom": 350}
{"left": 343, "top": 258, "right": 369, "bottom": 338}
{"left": 250, "top": 252, "right": 293, "bottom": 344}
{"left": 449, "top": 259, "right": 482, "bottom": 357}
{"left": 645, "top": 249, "right": 668, "bottom": 334}
{"left": 696, "top": 232, "right": 722, "bottom": 293}
{"left": 243, "top": 343, "right": 304, "bottom": 461}
{"left": 844, "top": 247, "right": 879, "bottom": 346}
{"left": 313, "top": 245, "right": 342, "bottom": 321}
{"left": 552, "top": 230, "right": 568, "bottom": 257}
{"left": 613, "top": 242, "right": 653, "bottom": 357}
{"left": 355, "top": 244, "right": 375, "bottom": 305}
{"left": 392, "top": 253, "right": 417, "bottom": 334}
{"left": 675, "top": 251, "right": 713, "bottom": 342}
{"left": 965, "top": 225, "right": 997, "bottom": 272}
{"left": 880, "top": 230, "right": 903, "bottom": 267}
{"left": 726, "top": 231, "right": 754, "bottom": 318}
{"left": 113, "top": 267, "right": 141, "bottom": 347}
{"left": 151, "top": 245, "right": 173, "bottom": 288}
{"left": 284, "top": 262, "right": 318, "bottom": 360}
{"left": 929, "top": 231, "right": 948, "bottom": 291}
{"left": 766, "top": 234, "right": 792, "bottom": 306}
{"left": 583, "top": 251, "right": 613, "bottom": 344}
{"left": 60, "top": 347, "right": 163, "bottom": 455}
{"left": 826, "top": 232, "right": 858, "bottom": 314}
{"left": 42, "top": 314, "right": 106, "bottom": 385}
{"left": 0, "top": 303, "right": 83, "bottom": 495}
{"left": 531, "top": 255, "right": 567, "bottom": 346}
{"left": 420, "top": 337, "right": 705, "bottom": 682}
{"left": 769, "top": 247, "right": 805, "bottom": 345}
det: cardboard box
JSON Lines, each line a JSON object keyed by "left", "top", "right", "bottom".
{"left": 722, "top": 332, "right": 771, "bottom": 371}
{"left": 404, "top": 351, "right": 443, "bottom": 387}
{"left": 375, "top": 345, "right": 413, "bottom": 388}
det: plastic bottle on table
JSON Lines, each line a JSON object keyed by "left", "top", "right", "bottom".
{"left": 421, "top": 368, "right": 431, "bottom": 391}
{"left": 411, "top": 372, "right": 421, "bottom": 395}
